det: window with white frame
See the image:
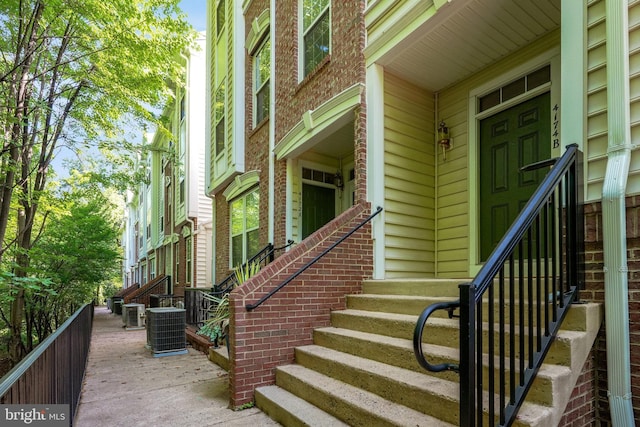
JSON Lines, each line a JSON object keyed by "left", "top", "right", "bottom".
{"left": 185, "top": 236, "right": 192, "bottom": 284}
{"left": 302, "top": 0, "right": 330, "bottom": 77}
{"left": 230, "top": 188, "right": 260, "bottom": 267}
{"left": 178, "top": 93, "right": 186, "bottom": 205}
{"left": 254, "top": 37, "right": 271, "bottom": 125}
{"left": 216, "top": 0, "right": 225, "bottom": 36}
{"left": 174, "top": 242, "right": 180, "bottom": 284}
{"left": 150, "top": 257, "right": 156, "bottom": 280}
{"left": 214, "top": 84, "right": 225, "bottom": 156}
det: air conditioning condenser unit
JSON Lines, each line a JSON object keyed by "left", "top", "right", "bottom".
{"left": 145, "top": 307, "right": 187, "bottom": 357}
{"left": 122, "top": 303, "right": 145, "bottom": 330}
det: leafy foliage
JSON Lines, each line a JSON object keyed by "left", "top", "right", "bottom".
{"left": 0, "top": 0, "right": 195, "bottom": 363}
{"left": 198, "top": 261, "right": 262, "bottom": 345}
{"left": 0, "top": 184, "right": 122, "bottom": 348}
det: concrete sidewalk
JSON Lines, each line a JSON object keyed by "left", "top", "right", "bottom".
{"left": 75, "top": 306, "right": 280, "bottom": 427}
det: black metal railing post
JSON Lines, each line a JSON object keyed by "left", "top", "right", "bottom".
{"left": 459, "top": 282, "right": 476, "bottom": 427}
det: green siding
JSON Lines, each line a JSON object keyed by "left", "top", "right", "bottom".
{"left": 383, "top": 73, "right": 436, "bottom": 278}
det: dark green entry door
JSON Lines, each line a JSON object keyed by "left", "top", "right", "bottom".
{"left": 479, "top": 92, "right": 551, "bottom": 261}
{"left": 302, "top": 183, "right": 335, "bottom": 239}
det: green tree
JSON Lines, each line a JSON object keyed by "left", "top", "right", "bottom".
{"left": 0, "top": 0, "right": 194, "bottom": 363}
{"left": 22, "top": 185, "right": 122, "bottom": 349}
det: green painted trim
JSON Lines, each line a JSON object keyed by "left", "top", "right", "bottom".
{"left": 222, "top": 170, "right": 261, "bottom": 200}
{"left": 365, "top": 0, "right": 436, "bottom": 65}
{"left": 246, "top": 9, "right": 270, "bottom": 54}
{"left": 242, "top": 0, "right": 255, "bottom": 13}
{"left": 274, "top": 83, "right": 364, "bottom": 159}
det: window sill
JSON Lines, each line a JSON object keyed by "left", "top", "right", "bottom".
{"left": 295, "top": 55, "right": 331, "bottom": 94}
{"left": 249, "top": 117, "right": 269, "bottom": 137}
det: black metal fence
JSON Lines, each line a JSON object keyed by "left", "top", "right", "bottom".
{"left": 0, "top": 303, "right": 94, "bottom": 424}
{"left": 184, "top": 288, "right": 210, "bottom": 327}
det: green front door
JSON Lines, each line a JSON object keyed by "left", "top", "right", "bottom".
{"left": 302, "top": 183, "right": 335, "bottom": 239}
{"left": 479, "top": 92, "right": 551, "bottom": 261}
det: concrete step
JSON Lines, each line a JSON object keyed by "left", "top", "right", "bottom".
{"left": 254, "top": 275, "right": 601, "bottom": 427}
{"left": 312, "top": 326, "right": 568, "bottom": 407}
{"left": 208, "top": 345, "right": 229, "bottom": 371}
{"left": 274, "top": 363, "right": 456, "bottom": 427}
{"left": 256, "top": 385, "right": 349, "bottom": 427}
{"left": 348, "top": 290, "right": 596, "bottom": 324}
{"left": 294, "top": 344, "right": 461, "bottom": 424}
{"left": 330, "top": 305, "right": 596, "bottom": 366}
{"left": 362, "top": 278, "right": 463, "bottom": 297}
{"left": 274, "top": 356, "right": 554, "bottom": 427}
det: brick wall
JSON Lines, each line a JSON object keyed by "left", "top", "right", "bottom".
{"left": 558, "top": 349, "right": 597, "bottom": 426}
{"left": 274, "top": 0, "right": 365, "bottom": 142}
{"left": 560, "top": 197, "right": 640, "bottom": 425}
{"left": 228, "top": 202, "right": 374, "bottom": 407}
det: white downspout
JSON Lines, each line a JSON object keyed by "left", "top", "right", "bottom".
{"left": 603, "top": 1, "right": 635, "bottom": 424}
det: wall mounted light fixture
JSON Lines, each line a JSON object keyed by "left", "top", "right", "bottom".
{"left": 334, "top": 170, "right": 344, "bottom": 190}
{"left": 438, "top": 120, "right": 451, "bottom": 160}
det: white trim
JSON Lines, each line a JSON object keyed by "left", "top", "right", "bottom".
{"left": 205, "top": 0, "right": 213, "bottom": 195}
{"left": 467, "top": 49, "right": 560, "bottom": 276}
{"left": 233, "top": 0, "right": 246, "bottom": 174}
{"left": 366, "top": 63, "right": 386, "bottom": 279}
{"left": 223, "top": 170, "right": 261, "bottom": 200}
{"left": 285, "top": 158, "right": 294, "bottom": 243}
{"left": 268, "top": 0, "right": 276, "bottom": 244}
{"left": 298, "top": 0, "right": 331, "bottom": 81}
{"left": 560, "top": 0, "right": 587, "bottom": 160}
{"left": 298, "top": 161, "right": 340, "bottom": 235}
{"left": 246, "top": 9, "right": 270, "bottom": 54}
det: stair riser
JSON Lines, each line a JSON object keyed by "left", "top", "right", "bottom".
{"left": 330, "top": 312, "right": 574, "bottom": 366}
{"left": 255, "top": 391, "right": 309, "bottom": 427}
{"left": 360, "top": 279, "right": 550, "bottom": 299}
{"left": 294, "top": 348, "right": 462, "bottom": 424}
{"left": 347, "top": 295, "right": 579, "bottom": 326}
{"left": 361, "top": 280, "right": 462, "bottom": 297}
{"left": 276, "top": 369, "right": 407, "bottom": 427}
{"left": 313, "top": 329, "right": 556, "bottom": 406}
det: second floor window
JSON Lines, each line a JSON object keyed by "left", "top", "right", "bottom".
{"left": 215, "top": 84, "right": 225, "bottom": 156}
{"left": 216, "top": 0, "right": 225, "bottom": 36}
{"left": 254, "top": 37, "right": 271, "bottom": 125}
{"left": 302, "top": 0, "right": 330, "bottom": 77}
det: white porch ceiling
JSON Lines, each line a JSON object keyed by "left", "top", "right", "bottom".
{"left": 376, "top": 0, "right": 561, "bottom": 92}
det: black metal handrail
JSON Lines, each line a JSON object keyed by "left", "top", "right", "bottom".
{"left": 246, "top": 206, "right": 383, "bottom": 311}
{"left": 0, "top": 303, "right": 93, "bottom": 422}
{"left": 414, "top": 144, "right": 583, "bottom": 426}
{"left": 185, "top": 240, "right": 295, "bottom": 327}
{"left": 129, "top": 275, "right": 171, "bottom": 306}
{"left": 213, "top": 240, "right": 295, "bottom": 294}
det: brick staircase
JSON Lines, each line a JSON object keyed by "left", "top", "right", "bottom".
{"left": 255, "top": 279, "right": 602, "bottom": 426}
